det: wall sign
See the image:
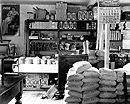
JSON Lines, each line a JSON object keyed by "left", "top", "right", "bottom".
{"left": 1, "top": 5, "right": 20, "bottom": 36}
{"left": 99, "top": 0, "right": 120, "bottom": 24}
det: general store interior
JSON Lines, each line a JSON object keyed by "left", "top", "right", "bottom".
{"left": 1, "top": 0, "right": 130, "bottom": 104}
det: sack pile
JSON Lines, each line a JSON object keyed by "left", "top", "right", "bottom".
{"left": 115, "top": 71, "right": 125, "bottom": 103}
{"left": 99, "top": 68, "right": 117, "bottom": 103}
{"left": 63, "top": 61, "right": 126, "bottom": 104}
{"left": 82, "top": 67, "right": 100, "bottom": 104}
{"left": 64, "top": 67, "right": 84, "bottom": 104}
{"left": 63, "top": 61, "right": 100, "bottom": 104}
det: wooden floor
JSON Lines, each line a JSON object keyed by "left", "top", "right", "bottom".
{"left": 8, "top": 91, "right": 64, "bottom": 104}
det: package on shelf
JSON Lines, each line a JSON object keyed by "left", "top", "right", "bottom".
{"left": 55, "top": 2, "right": 67, "bottom": 9}
{"left": 67, "top": 6, "right": 80, "bottom": 13}
{"left": 56, "top": 9, "right": 67, "bottom": 20}
{"left": 29, "top": 22, "right": 58, "bottom": 29}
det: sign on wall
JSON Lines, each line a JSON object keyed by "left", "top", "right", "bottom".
{"left": 1, "top": 5, "right": 20, "bottom": 36}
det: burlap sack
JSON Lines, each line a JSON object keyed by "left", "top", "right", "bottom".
{"left": 67, "top": 73, "right": 84, "bottom": 81}
{"left": 99, "top": 74, "right": 117, "bottom": 81}
{"left": 82, "top": 82, "right": 99, "bottom": 91}
{"left": 73, "top": 61, "right": 92, "bottom": 74}
{"left": 99, "top": 98, "right": 116, "bottom": 103}
{"left": 99, "top": 85, "right": 116, "bottom": 92}
{"left": 82, "top": 97, "right": 99, "bottom": 104}
{"left": 116, "top": 90, "right": 124, "bottom": 95}
{"left": 65, "top": 84, "right": 82, "bottom": 92}
{"left": 116, "top": 83, "right": 124, "bottom": 90}
{"left": 83, "top": 90, "right": 100, "bottom": 99}
{"left": 99, "top": 92, "right": 117, "bottom": 98}
{"left": 99, "top": 79, "right": 116, "bottom": 86}
{"left": 65, "top": 90, "right": 82, "bottom": 98}
{"left": 83, "top": 71, "right": 99, "bottom": 78}
{"left": 82, "top": 77, "right": 99, "bottom": 83}
{"left": 64, "top": 96, "right": 81, "bottom": 103}
{"left": 66, "top": 80, "right": 83, "bottom": 86}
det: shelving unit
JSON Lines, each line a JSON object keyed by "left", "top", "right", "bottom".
{"left": 25, "top": 19, "right": 97, "bottom": 56}
{"left": 23, "top": 19, "right": 97, "bottom": 90}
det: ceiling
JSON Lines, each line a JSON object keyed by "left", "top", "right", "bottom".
{"left": 0, "top": 0, "right": 130, "bottom": 6}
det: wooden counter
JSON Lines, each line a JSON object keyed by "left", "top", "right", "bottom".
{"left": 0, "top": 75, "right": 25, "bottom": 104}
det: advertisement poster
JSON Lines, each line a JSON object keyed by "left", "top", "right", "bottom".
{"left": 2, "top": 5, "right": 20, "bottom": 36}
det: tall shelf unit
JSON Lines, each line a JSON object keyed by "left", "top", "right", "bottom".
{"left": 24, "top": 19, "right": 97, "bottom": 90}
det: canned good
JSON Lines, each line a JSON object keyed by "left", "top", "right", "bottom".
{"left": 78, "top": 11, "right": 83, "bottom": 20}
{"left": 67, "top": 12, "right": 71, "bottom": 20}
{"left": 71, "top": 12, "right": 76, "bottom": 20}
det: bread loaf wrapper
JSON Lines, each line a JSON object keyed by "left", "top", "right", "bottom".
{"left": 64, "top": 96, "right": 81, "bottom": 103}
{"left": 99, "top": 79, "right": 116, "bottom": 86}
{"left": 82, "top": 82, "right": 99, "bottom": 91}
{"left": 65, "top": 90, "right": 82, "bottom": 98}
{"left": 83, "top": 90, "right": 100, "bottom": 99}
{"left": 116, "top": 83, "right": 124, "bottom": 90}
{"left": 99, "top": 92, "right": 116, "bottom": 98}
{"left": 82, "top": 97, "right": 99, "bottom": 104}
{"left": 73, "top": 61, "right": 92, "bottom": 74}
{"left": 82, "top": 77, "right": 100, "bottom": 83}
{"left": 99, "top": 98, "right": 116, "bottom": 103}
{"left": 99, "top": 85, "right": 116, "bottom": 92}
{"left": 66, "top": 80, "right": 83, "bottom": 86}
{"left": 65, "top": 84, "right": 82, "bottom": 92}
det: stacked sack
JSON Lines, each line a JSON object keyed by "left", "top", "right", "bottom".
{"left": 64, "top": 67, "right": 84, "bottom": 104}
{"left": 63, "top": 61, "right": 100, "bottom": 104}
{"left": 99, "top": 68, "right": 117, "bottom": 103}
{"left": 81, "top": 67, "right": 100, "bottom": 104}
{"left": 114, "top": 68, "right": 126, "bottom": 103}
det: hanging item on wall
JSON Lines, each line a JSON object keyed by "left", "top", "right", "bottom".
{"left": 1, "top": 5, "right": 20, "bottom": 36}
{"left": 99, "top": 0, "right": 120, "bottom": 24}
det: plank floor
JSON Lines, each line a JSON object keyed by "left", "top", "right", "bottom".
{"left": 8, "top": 91, "right": 64, "bottom": 104}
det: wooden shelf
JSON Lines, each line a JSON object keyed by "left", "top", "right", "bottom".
{"left": 29, "top": 29, "right": 58, "bottom": 31}
{"left": 29, "top": 39, "right": 58, "bottom": 42}
{"left": 26, "top": 19, "right": 97, "bottom": 22}
{"left": 59, "top": 29, "right": 97, "bottom": 32}
{"left": 60, "top": 40, "right": 84, "bottom": 42}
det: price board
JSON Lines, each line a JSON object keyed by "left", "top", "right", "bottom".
{"left": 99, "top": 0, "right": 120, "bottom": 24}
